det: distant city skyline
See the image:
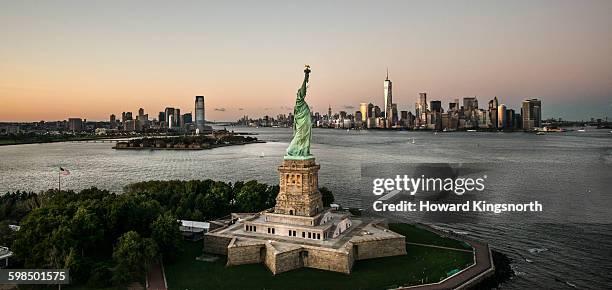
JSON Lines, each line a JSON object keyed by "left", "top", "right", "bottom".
{"left": 1, "top": 1, "right": 611, "bottom": 122}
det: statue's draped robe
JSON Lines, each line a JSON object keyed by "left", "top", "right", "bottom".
{"left": 286, "top": 73, "right": 312, "bottom": 158}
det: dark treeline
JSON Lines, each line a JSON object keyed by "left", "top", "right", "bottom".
{"left": 0, "top": 179, "right": 334, "bottom": 288}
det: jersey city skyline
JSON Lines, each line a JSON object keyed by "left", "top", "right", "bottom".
{"left": 1, "top": 1, "right": 611, "bottom": 122}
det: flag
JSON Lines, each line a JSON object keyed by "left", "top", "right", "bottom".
{"left": 60, "top": 167, "right": 70, "bottom": 176}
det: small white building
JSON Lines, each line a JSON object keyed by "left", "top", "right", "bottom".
{"left": 178, "top": 220, "right": 210, "bottom": 241}
{"left": 0, "top": 246, "right": 13, "bottom": 268}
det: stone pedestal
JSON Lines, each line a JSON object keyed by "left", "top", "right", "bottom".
{"left": 275, "top": 158, "right": 324, "bottom": 217}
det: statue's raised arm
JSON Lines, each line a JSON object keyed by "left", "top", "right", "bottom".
{"left": 285, "top": 65, "right": 314, "bottom": 160}
{"left": 297, "top": 65, "right": 311, "bottom": 101}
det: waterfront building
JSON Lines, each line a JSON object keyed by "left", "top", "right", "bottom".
{"left": 183, "top": 113, "right": 193, "bottom": 125}
{"left": 354, "top": 111, "right": 363, "bottom": 128}
{"left": 158, "top": 112, "right": 165, "bottom": 126}
{"left": 68, "top": 118, "right": 83, "bottom": 132}
{"left": 367, "top": 103, "right": 374, "bottom": 119}
{"left": 383, "top": 70, "right": 393, "bottom": 124}
{"left": 109, "top": 114, "right": 117, "bottom": 129}
{"left": 488, "top": 97, "right": 498, "bottom": 129}
{"left": 195, "top": 96, "right": 206, "bottom": 132}
{"left": 123, "top": 119, "right": 136, "bottom": 132}
{"left": 165, "top": 107, "right": 181, "bottom": 129}
{"left": 391, "top": 103, "right": 398, "bottom": 126}
{"left": 359, "top": 103, "right": 368, "bottom": 122}
{"left": 522, "top": 99, "right": 542, "bottom": 130}
{"left": 505, "top": 109, "right": 515, "bottom": 129}
{"left": 430, "top": 100, "right": 442, "bottom": 113}
{"left": 497, "top": 104, "right": 507, "bottom": 129}
{"left": 416, "top": 92, "right": 427, "bottom": 119}
{"left": 449, "top": 99, "right": 460, "bottom": 112}
{"left": 373, "top": 105, "right": 381, "bottom": 118}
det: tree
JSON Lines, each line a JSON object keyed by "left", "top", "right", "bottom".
{"left": 234, "top": 180, "right": 269, "bottom": 212}
{"left": 151, "top": 212, "right": 182, "bottom": 259}
{"left": 320, "top": 187, "right": 334, "bottom": 207}
{"left": 112, "top": 231, "right": 158, "bottom": 285}
{"left": 0, "top": 221, "right": 15, "bottom": 247}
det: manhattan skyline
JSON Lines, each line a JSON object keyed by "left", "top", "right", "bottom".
{"left": 1, "top": 1, "right": 611, "bottom": 122}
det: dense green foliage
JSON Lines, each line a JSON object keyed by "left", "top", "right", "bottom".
{"left": 123, "top": 179, "right": 279, "bottom": 220}
{"left": 1, "top": 179, "right": 326, "bottom": 287}
{"left": 0, "top": 190, "right": 40, "bottom": 223}
{"left": 0, "top": 133, "right": 110, "bottom": 145}
{"left": 117, "top": 134, "right": 258, "bottom": 149}
{"left": 319, "top": 187, "right": 334, "bottom": 207}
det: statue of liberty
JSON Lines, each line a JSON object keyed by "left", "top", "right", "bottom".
{"left": 285, "top": 65, "right": 313, "bottom": 160}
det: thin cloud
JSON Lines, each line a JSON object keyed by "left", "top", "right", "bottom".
{"left": 214, "top": 108, "right": 226, "bottom": 112}
{"left": 343, "top": 105, "right": 355, "bottom": 110}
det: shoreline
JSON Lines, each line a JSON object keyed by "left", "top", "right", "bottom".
{"left": 112, "top": 140, "right": 265, "bottom": 150}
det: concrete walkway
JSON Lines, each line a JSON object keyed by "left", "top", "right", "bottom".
{"left": 405, "top": 242, "right": 474, "bottom": 253}
{"left": 400, "top": 225, "right": 495, "bottom": 290}
{"left": 147, "top": 261, "right": 167, "bottom": 290}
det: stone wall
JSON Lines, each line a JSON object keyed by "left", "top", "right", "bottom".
{"left": 203, "top": 234, "right": 233, "bottom": 255}
{"left": 353, "top": 236, "right": 407, "bottom": 261}
{"left": 227, "top": 242, "right": 266, "bottom": 266}
{"left": 270, "top": 248, "right": 303, "bottom": 274}
{"left": 303, "top": 247, "right": 353, "bottom": 274}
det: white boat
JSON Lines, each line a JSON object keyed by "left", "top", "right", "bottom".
{"left": 259, "top": 152, "right": 265, "bottom": 158}
{"left": 467, "top": 129, "right": 477, "bottom": 132}
{"left": 411, "top": 138, "right": 415, "bottom": 144}
{"left": 577, "top": 129, "right": 586, "bottom": 132}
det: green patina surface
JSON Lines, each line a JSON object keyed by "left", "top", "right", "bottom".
{"left": 285, "top": 66, "right": 313, "bottom": 160}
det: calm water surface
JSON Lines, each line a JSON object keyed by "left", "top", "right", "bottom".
{"left": 1, "top": 127, "right": 611, "bottom": 289}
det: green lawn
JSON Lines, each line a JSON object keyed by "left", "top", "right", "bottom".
{"left": 165, "top": 223, "right": 474, "bottom": 290}
{"left": 389, "top": 223, "right": 472, "bottom": 250}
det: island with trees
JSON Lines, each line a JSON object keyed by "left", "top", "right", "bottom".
{"left": 113, "top": 131, "right": 262, "bottom": 150}
{"left": 0, "top": 180, "right": 511, "bottom": 290}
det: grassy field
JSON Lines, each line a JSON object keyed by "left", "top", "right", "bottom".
{"left": 165, "top": 223, "right": 474, "bottom": 290}
{"left": 389, "top": 223, "right": 472, "bottom": 249}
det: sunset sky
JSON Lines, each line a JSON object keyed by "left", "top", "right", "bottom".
{"left": 1, "top": 0, "right": 611, "bottom": 122}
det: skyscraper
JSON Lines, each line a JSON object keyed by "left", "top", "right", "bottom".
{"left": 489, "top": 97, "right": 499, "bottom": 129}
{"left": 416, "top": 93, "right": 428, "bottom": 125}
{"left": 195, "top": 96, "right": 206, "bottom": 132}
{"left": 165, "top": 107, "right": 177, "bottom": 128}
{"left": 110, "top": 114, "right": 116, "bottom": 129}
{"left": 359, "top": 103, "right": 368, "bottom": 122}
{"left": 522, "top": 99, "right": 542, "bottom": 130}
{"left": 430, "top": 100, "right": 442, "bottom": 113}
{"left": 497, "top": 104, "right": 507, "bottom": 129}
{"left": 383, "top": 69, "right": 393, "bottom": 122}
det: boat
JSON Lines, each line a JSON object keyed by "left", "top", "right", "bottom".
{"left": 467, "top": 129, "right": 477, "bottom": 132}
{"left": 411, "top": 138, "right": 415, "bottom": 144}
{"left": 577, "top": 129, "right": 586, "bottom": 132}
{"left": 259, "top": 152, "right": 265, "bottom": 158}
{"left": 536, "top": 131, "right": 546, "bottom": 135}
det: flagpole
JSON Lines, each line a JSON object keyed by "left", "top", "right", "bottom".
{"left": 58, "top": 169, "right": 61, "bottom": 191}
